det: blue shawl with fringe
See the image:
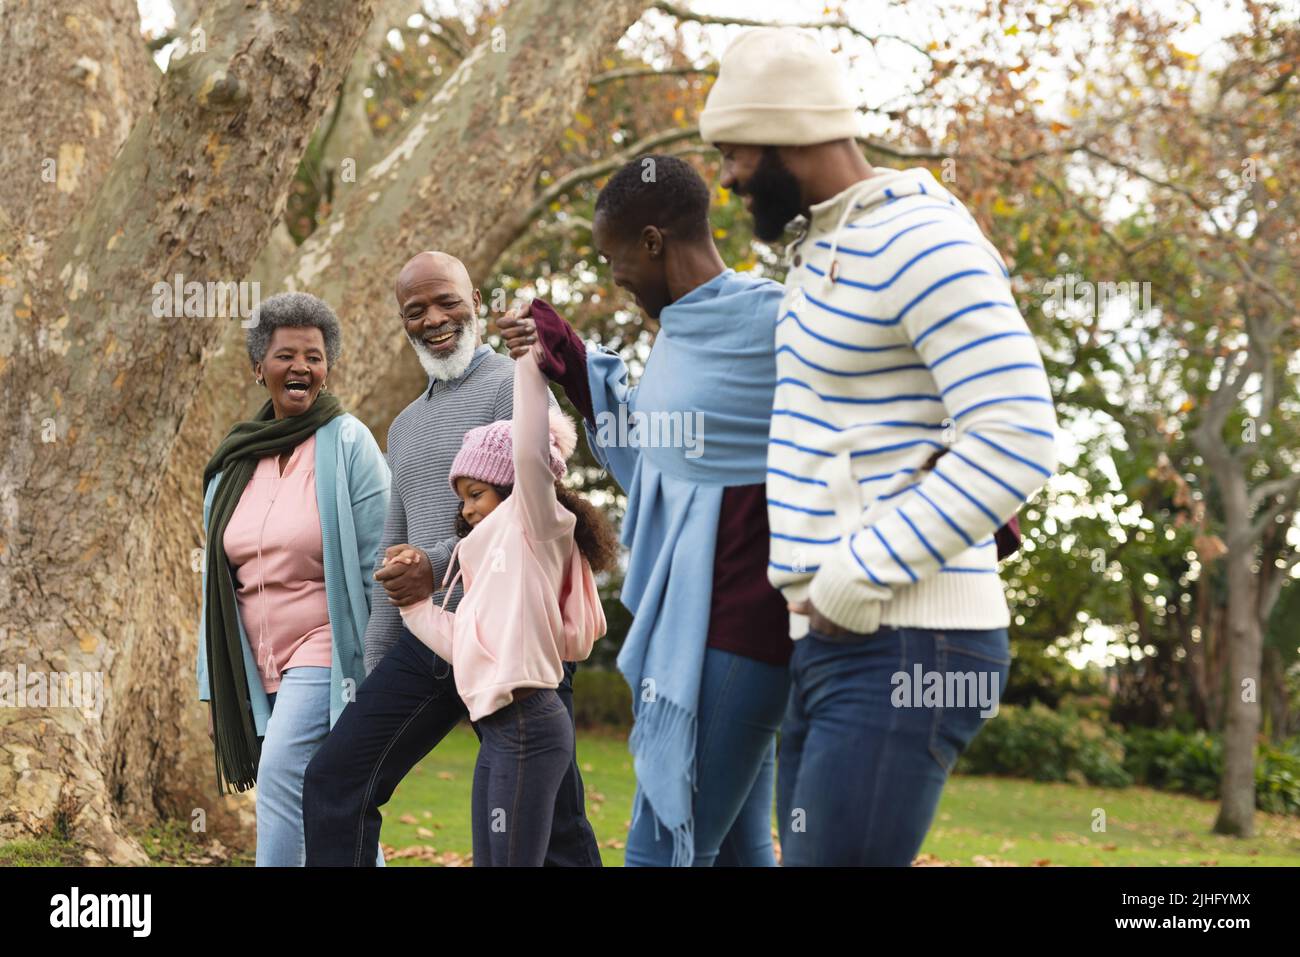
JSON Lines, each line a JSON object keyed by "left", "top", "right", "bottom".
{"left": 584, "top": 268, "right": 782, "bottom": 866}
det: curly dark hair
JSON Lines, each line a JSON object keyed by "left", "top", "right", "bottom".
{"left": 245, "top": 291, "right": 342, "bottom": 368}
{"left": 454, "top": 482, "right": 620, "bottom": 574}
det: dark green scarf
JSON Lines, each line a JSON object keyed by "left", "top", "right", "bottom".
{"left": 202, "top": 393, "right": 344, "bottom": 794}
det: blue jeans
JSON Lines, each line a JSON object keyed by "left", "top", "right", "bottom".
{"left": 625, "top": 647, "right": 791, "bottom": 867}
{"left": 473, "top": 689, "right": 574, "bottom": 866}
{"left": 777, "top": 625, "right": 1010, "bottom": 866}
{"left": 255, "top": 667, "right": 385, "bottom": 867}
{"left": 302, "top": 630, "right": 599, "bottom": 866}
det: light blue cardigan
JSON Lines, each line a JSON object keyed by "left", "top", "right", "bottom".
{"left": 196, "top": 413, "right": 390, "bottom": 736}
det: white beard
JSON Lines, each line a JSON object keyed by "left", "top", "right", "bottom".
{"left": 407, "top": 323, "right": 479, "bottom": 382}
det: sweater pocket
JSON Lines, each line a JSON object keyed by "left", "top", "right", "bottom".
{"left": 465, "top": 616, "right": 499, "bottom": 667}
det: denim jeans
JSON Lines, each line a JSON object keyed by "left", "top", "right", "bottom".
{"left": 255, "top": 667, "right": 383, "bottom": 866}
{"left": 302, "top": 629, "right": 600, "bottom": 866}
{"left": 472, "top": 689, "right": 574, "bottom": 866}
{"left": 624, "top": 647, "right": 791, "bottom": 867}
{"left": 777, "top": 625, "right": 1010, "bottom": 866}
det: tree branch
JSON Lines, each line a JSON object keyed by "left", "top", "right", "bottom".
{"left": 1249, "top": 473, "right": 1300, "bottom": 531}
{"left": 590, "top": 64, "right": 716, "bottom": 85}
{"left": 651, "top": 0, "right": 932, "bottom": 60}
{"left": 519, "top": 126, "right": 699, "bottom": 233}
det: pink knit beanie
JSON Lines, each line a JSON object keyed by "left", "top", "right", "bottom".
{"left": 448, "top": 409, "right": 579, "bottom": 492}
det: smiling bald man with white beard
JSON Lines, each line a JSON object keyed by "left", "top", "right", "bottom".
{"left": 301, "top": 251, "right": 601, "bottom": 867}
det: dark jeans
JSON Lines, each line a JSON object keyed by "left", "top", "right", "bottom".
{"left": 777, "top": 625, "right": 1010, "bottom": 866}
{"left": 473, "top": 689, "right": 574, "bottom": 866}
{"left": 302, "top": 630, "right": 600, "bottom": 867}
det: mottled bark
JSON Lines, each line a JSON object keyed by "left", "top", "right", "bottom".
{"left": 0, "top": 0, "right": 377, "bottom": 862}
{"left": 0, "top": 0, "right": 157, "bottom": 245}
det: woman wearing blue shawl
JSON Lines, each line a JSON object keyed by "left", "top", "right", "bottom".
{"left": 499, "top": 156, "right": 791, "bottom": 866}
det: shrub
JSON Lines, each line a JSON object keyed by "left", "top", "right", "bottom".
{"left": 1121, "top": 727, "right": 1220, "bottom": 799}
{"left": 1255, "top": 744, "right": 1300, "bottom": 815}
{"left": 572, "top": 667, "right": 632, "bottom": 729}
{"left": 959, "top": 707, "right": 1300, "bottom": 815}
{"left": 956, "top": 702, "right": 1131, "bottom": 787}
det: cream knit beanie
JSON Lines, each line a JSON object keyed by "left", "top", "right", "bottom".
{"left": 699, "top": 28, "right": 859, "bottom": 147}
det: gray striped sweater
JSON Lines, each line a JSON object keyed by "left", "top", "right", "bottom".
{"left": 363, "top": 343, "right": 558, "bottom": 671}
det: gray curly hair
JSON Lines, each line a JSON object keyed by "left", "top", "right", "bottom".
{"left": 245, "top": 292, "right": 342, "bottom": 368}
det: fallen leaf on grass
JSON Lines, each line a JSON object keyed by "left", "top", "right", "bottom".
{"left": 911, "top": 853, "right": 957, "bottom": 867}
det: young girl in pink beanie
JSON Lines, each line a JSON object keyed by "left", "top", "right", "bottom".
{"left": 384, "top": 312, "right": 616, "bottom": 866}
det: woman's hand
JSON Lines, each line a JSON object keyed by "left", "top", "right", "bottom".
{"left": 376, "top": 544, "right": 434, "bottom": 606}
{"left": 496, "top": 302, "right": 538, "bottom": 360}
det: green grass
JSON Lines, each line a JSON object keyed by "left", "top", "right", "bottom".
{"left": 0, "top": 836, "right": 83, "bottom": 866}
{"left": 380, "top": 722, "right": 1300, "bottom": 866}
{"left": 5, "top": 723, "right": 1297, "bottom": 866}
{"left": 920, "top": 776, "right": 1300, "bottom": 866}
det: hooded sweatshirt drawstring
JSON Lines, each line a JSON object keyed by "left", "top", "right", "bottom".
{"left": 819, "top": 177, "right": 886, "bottom": 294}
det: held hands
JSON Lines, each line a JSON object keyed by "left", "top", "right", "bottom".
{"left": 375, "top": 544, "right": 434, "bottom": 607}
{"left": 787, "top": 599, "right": 848, "bottom": 638}
{"left": 496, "top": 301, "right": 538, "bottom": 360}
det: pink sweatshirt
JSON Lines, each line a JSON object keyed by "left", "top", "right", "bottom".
{"left": 399, "top": 348, "right": 606, "bottom": 720}
{"left": 222, "top": 433, "right": 333, "bottom": 693}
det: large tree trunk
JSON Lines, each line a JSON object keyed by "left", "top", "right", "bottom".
{"left": 1213, "top": 553, "right": 1263, "bottom": 836}
{"left": 2, "top": 0, "right": 652, "bottom": 864}
{"left": 0, "top": 0, "right": 378, "bottom": 863}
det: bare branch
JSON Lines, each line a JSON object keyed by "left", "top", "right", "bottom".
{"left": 1249, "top": 472, "right": 1300, "bottom": 514}
{"left": 520, "top": 126, "right": 699, "bottom": 230}
{"left": 590, "top": 65, "right": 716, "bottom": 85}
{"left": 1035, "top": 172, "right": 1137, "bottom": 262}
{"left": 1081, "top": 145, "right": 1214, "bottom": 214}
{"left": 860, "top": 137, "right": 1098, "bottom": 167}
{"left": 651, "top": 0, "right": 932, "bottom": 60}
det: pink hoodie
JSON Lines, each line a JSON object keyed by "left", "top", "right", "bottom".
{"left": 399, "top": 347, "right": 607, "bottom": 721}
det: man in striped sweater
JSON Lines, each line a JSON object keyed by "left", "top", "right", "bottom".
{"left": 701, "top": 29, "right": 1059, "bottom": 865}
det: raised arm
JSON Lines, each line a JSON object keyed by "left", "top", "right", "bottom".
{"left": 512, "top": 346, "right": 571, "bottom": 542}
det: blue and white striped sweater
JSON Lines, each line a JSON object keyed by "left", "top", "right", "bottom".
{"left": 768, "top": 167, "right": 1058, "bottom": 637}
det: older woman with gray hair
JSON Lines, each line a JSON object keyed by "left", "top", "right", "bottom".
{"left": 195, "top": 292, "right": 390, "bottom": 866}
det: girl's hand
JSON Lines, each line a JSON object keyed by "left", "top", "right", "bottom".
{"left": 383, "top": 544, "right": 423, "bottom": 567}
{"left": 497, "top": 302, "right": 538, "bottom": 360}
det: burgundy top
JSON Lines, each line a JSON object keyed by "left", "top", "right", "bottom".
{"left": 530, "top": 300, "right": 792, "bottom": 667}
